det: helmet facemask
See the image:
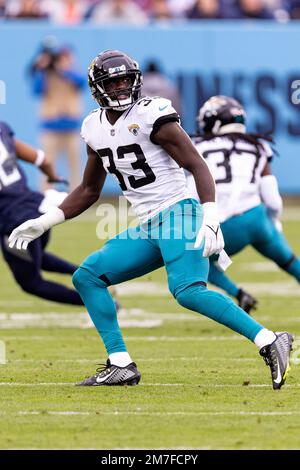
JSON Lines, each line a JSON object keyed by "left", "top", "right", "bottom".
{"left": 89, "top": 62, "right": 142, "bottom": 111}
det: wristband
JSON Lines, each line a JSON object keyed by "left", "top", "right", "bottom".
{"left": 35, "top": 149, "right": 46, "bottom": 167}
{"left": 260, "top": 175, "right": 282, "bottom": 216}
{"left": 39, "top": 207, "right": 65, "bottom": 231}
{"left": 202, "top": 202, "right": 219, "bottom": 221}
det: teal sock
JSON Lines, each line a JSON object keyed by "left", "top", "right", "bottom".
{"left": 72, "top": 267, "right": 127, "bottom": 355}
{"left": 208, "top": 262, "right": 239, "bottom": 297}
{"left": 176, "top": 284, "right": 263, "bottom": 341}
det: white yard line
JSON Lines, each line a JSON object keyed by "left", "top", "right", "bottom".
{"left": 7, "top": 357, "right": 257, "bottom": 363}
{"left": 0, "top": 410, "right": 299, "bottom": 417}
{"left": 0, "top": 334, "right": 243, "bottom": 341}
{"left": 241, "top": 262, "right": 280, "bottom": 273}
{"left": 0, "top": 382, "right": 299, "bottom": 388}
{"left": 0, "top": 311, "right": 163, "bottom": 329}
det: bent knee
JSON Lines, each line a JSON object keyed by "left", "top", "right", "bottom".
{"left": 72, "top": 267, "right": 89, "bottom": 290}
{"left": 72, "top": 266, "right": 108, "bottom": 291}
{"left": 175, "top": 282, "right": 207, "bottom": 306}
{"left": 17, "top": 276, "right": 42, "bottom": 295}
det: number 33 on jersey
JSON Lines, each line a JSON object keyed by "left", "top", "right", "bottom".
{"left": 81, "top": 97, "right": 191, "bottom": 222}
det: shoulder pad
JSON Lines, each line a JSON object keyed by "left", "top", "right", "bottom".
{"left": 136, "top": 96, "right": 178, "bottom": 126}
{"left": 259, "top": 140, "right": 273, "bottom": 161}
{"left": 81, "top": 109, "right": 100, "bottom": 143}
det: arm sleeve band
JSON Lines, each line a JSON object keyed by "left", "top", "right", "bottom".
{"left": 259, "top": 174, "right": 283, "bottom": 217}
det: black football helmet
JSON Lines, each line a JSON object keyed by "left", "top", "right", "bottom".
{"left": 88, "top": 50, "right": 142, "bottom": 111}
{"left": 197, "top": 95, "right": 246, "bottom": 135}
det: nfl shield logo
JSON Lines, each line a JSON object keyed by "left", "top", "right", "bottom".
{"left": 110, "top": 129, "right": 115, "bottom": 136}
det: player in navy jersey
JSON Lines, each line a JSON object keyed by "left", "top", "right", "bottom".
{"left": 0, "top": 121, "right": 83, "bottom": 305}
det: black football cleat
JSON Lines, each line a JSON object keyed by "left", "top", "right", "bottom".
{"left": 76, "top": 359, "right": 141, "bottom": 386}
{"left": 237, "top": 288, "right": 258, "bottom": 315}
{"left": 259, "top": 332, "right": 294, "bottom": 390}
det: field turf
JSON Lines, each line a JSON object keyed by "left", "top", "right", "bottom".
{"left": 0, "top": 204, "right": 299, "bottom": 450}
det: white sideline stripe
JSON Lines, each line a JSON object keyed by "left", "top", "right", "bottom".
{"left": 1, "top": 410, "right": 300, "bottom": 417}
{"left": 8, "top": 356, "right": 257, "bottom": 363}
{"left": 0, "top": 382, "right": 299, "bottom": 388}
{"left": 127, "top": 335, "right": 243, "bottom": 341}
{"left": 1, "top": 309, "right": 300, "bottom": 330}
{"left": 0, "top": 310, "right": 164, "bottom": 329}
{"left": 241, "top": 262, "right": 280, "bottom": 273}
{"left": 0, "top": 334, "right": 243, "bottom": 342}
{"left": 0, "top": 333, "right": 243, "bottom": 341}
{"left": 115, "top": 280, "right": 300, "bottom": 297}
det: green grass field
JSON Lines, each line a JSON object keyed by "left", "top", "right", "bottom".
{"left": 0, "top": 204, "right": 300, "bottom": 450}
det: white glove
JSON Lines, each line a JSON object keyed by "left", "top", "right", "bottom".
{"left": 8, "top": 218, "right": 46, "bottom": 250}
{"left": 194, "top": 202, "right": 224, "bottom": 257}
{"left": 266, "top": 207, "right": 283, "bottom": 233}
{"left": 272, "top": 218, "right": 283, "bottom": 233}
{"left": 38, "top": 189, "right": 68, "bottom": 214}
{"left": 8, "top": 207, "right": 65, "bottom": 250}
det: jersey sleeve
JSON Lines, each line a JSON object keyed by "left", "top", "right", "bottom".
{"left": 259, "top": 140, "right": 273, "bottom": 162}
{"left": 138, "top": 97, "right": 180, "bottom": 143}
{"left": 0, "top": 121, "right": 14, "bottom": 138}
{"left": 80, "top": 110, "right": 98, "bottom": 148}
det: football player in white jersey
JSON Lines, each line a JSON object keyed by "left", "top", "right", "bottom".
{"left": 186, "top": 95, "right": 300, "bottom": 314}
{"left": 9, "top": 51, "right": 293, "bottom": 389}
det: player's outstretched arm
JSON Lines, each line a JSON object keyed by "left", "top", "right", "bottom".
{"left": 9, "top": 145, "right": 106, "bottom": 250}
{"left": 153, "top": 121, "right": 224, "bottom": 257}
{"left": 58, "top": 145, "right": 106, "bottom": 219}
{"left": 15, "top": 139, "right": 63, "bottom": 183}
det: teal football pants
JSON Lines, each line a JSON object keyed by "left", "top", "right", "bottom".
{"left": 208, "top": 204, "right": 300, "bottom": 295}
{"left": 73, "top": 199, "right": 263, "bottom": 356}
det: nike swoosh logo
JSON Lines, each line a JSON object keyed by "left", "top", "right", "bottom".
{"left": 96, "top": 369, "right": 115, "bottom": 383}
{"left": 273, "top": 361, "right": 282, "bottom": 384}
{"left": 159, "top": 105, "right": 168, "bottom": 111}
{"left": 206, "top": 225, "right": 219, "bottom": 237}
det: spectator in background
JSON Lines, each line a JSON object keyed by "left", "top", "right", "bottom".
{"left": 7, "top": 0, "right": 48, "bottom": 18}
{"left": 142, "top": 61, "right": 182, "bottom": 115}
{"left": 186, "top": 0, "right": 223, "bottom": 19}
{"left": 150, "top": 0, "right": 174, "bottom": 20}
{"left": 90, "top": 0, "right": 148, "bottom": 24}
{"left": 288, "top": 0, "right": 300, "bottom": 18}
{"left": 0, "top": 0, "right": 6, "bottom": 17}
{"left": 29, "top": 40, "right": 85, "bottom": 190}
{"left": 43, "top": 0, "right": 86, "bottom": 24}
{"left": 168, "top": 0, "right": 195, "bottom": 17}
{"left": 229, "top": 0, "right": 276, "bottom": 18}
{"left": 84, "top": 0, "right": 102, "bottom": 20}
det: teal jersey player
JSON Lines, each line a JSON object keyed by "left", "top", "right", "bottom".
{"left": 9, "top": 52, "right": 293, "bottom": 390}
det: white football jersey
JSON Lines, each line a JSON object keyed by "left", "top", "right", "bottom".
{"left": 81, "top": 96, "right": 191, "bottom": 223}
{"left": 186, "top": 135, "right": 272, "bottom": 222}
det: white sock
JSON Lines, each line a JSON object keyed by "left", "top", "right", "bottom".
{"left": 254, "top": 329, "right": 277, "bottom": 349}
{"left": 109, "top": 352, "right": 132, "bottom": 367}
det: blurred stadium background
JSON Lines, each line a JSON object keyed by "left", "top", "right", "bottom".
{"left": 1, "top": 0, "right": 300, "bottom": 451}
{"left": 1, "top": 0, "right": 300, "bottom": 195}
